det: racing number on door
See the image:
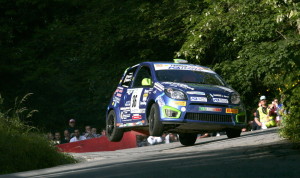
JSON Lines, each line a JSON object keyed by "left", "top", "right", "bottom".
{"left": 132, "top": 95, "right": 137, "bottom": 108}
{"left": 130, "top": 88, "right": 143, "bottom": 113}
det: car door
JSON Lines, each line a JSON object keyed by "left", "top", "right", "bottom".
{"left": 116, "top": 66, "right": 138, "bottom": 123}
{"left": 122, "top": 65, "right": 154, "bottom": 126}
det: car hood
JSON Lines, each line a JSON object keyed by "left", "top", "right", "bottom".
{"left": 160, "top": 82, "right": 236, "bottom": 97}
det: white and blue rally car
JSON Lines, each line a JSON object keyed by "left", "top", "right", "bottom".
{"left": 106, "top": 59, "right": 246, "bottom": 146}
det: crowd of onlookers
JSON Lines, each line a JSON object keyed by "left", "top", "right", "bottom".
{"left": 47, "top": 119, "right": 106, "bottom": 145}
{"left": 247, "top": 96, "right": 284, "bottom": 131}
{"left": 47, "top": 95, "right": 284, "bottom": 146}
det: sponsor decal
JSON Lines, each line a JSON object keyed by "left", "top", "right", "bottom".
{"left": 116, "top": 87, "right": 123, "bottom": 92}
{"left": 125, "top": 101, "right": 131, "bottom": 106}
{"left": 213, "top": 98, "right": 229, "bottom": 104}
{"left": 127, "top": 89, "right": 134, "bottom": 95}
{"left": 181, "top": 107, "right": 186, "bottom": 112}
{"left": 140, "top": 101, "right": 147, "bottom": 106}
{"left": 154, "top": 82, "right": 164, "bottom": 91}
{"left": 162, "top": 82, "right": 194, "bottom": 90}
{"left": 156, "top": 95, "right": 165, "bottom": 107}
{"left": 132, "top": 114, "right": 142, "bottom": 120}
{"left": 116, "top": 93, "right": 122, "bottom": 97}
{"left": 113, "top": 96, "right": 120, "bottom": 103}
{"left": 124, "top": 73, "right": 133, "bottom": 83}
{"left": 187, "top": 91, "right": 205, "bottom": 95}
{"left": 117, "top": 120, "right": 145, "bottom": 128}
{"left": 172, "top": 101, "right": 186, "bottom": 106}
{"left": 226, "top": 108, "right": 239, "bottom": 114}
{"left": 120, "top": 112, "right": 131, "bottom": 120}
{"left": 154, "top": 64, "right": 215, "bottom": 73}
{"left": 213, "top": 94, "right": 222, "bottom": 97}
{"left": 199, "top": 107, "right": 222, "bottom": 112}
{"left": 190, "top": 97, "right": 207, "bottom": 102}
{"left": 120, "top": 107, "right": 130, "bottom": 111}
{"left": 142, "top": 93, "right": 149, "bottom": 101}
{"left": 135, "top": 121, "right": 145, "bottom": 126}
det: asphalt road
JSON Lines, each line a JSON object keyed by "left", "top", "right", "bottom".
{"left": 4, "top": 127, "right": 300, "bottom": 178}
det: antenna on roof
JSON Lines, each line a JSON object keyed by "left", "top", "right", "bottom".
{"left": 173, "top": 59, "right": 188, "bottom": 64}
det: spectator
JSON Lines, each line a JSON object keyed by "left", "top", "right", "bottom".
{"left": 268, "top": 102, "right": 277, "bottom": 127}
{"left": 53, "top": 132, "right": 62, "bottom": 145}
{"left": 147, "top": 136, "right": 163, "bottom": 145}
{"left": 101, "top": 129, "right": 106, "bottom": 136}
{"left": 47, "top": 132, "right": 54, "bottom": 141}
{"left": 165, "top": 133, "right": 178, "bottom": 144}
{"left": 84, "top": 125, "right": 95, "bottom": 139}
{"left": 61, "top": 130, "right": 71, "bottom": 144}
{"left": 70, "top": 129, "right": 86, "bottom": 142}
{"left": 136, "top": 135, "right": 148, "bottom": 147}
{"left": 67, "top": 119, "right": 77, "bottom": 137}
{"left": 255, "top": 96, "right": 276, "bottom": 129}
{"left": 252, "top": 110, "right": 261, "bottom": 130}
{"left": 274, "top": 98, "right": 284, "bottom": 126}
{"left": 91, "top": 128, "right": 101, "bottom": 138}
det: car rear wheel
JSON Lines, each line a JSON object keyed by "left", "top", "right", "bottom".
{"left": 226, "top": 129, "right": 241, "bottom": 138}
{"left": 106, "top": 110, "right": 124, "bottom": 142}
{"left": 148, "top": 103, "right": 164, "bottom": 136}
{"left": 179, "top": 133, "right": 197, "bottom": 146}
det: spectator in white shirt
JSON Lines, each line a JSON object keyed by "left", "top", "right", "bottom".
{"left": 70, "top": 129, "right": 86, "bottom": 142}
{"left": 147, "top": 136, "right": 163, "bottom": 145}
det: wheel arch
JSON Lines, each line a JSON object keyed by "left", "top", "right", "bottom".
{"left": 146, "top": 99, "right": 156, "bottom": 122}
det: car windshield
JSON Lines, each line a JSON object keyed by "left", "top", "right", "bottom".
{"left": 155, "top": 70, "right": 225, "bottom": 86}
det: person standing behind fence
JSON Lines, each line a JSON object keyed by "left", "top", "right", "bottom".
{"left": 70, "top": 129, "right": 86, "bottom": 142}
{"left": 53, "top": 132, "right": 62, "bottom": 145}
{"left": 61, "top": 130, "right": 71, "bottom": 144}
{"left": 67, "top": 119, "right": 77, "bottom": 138}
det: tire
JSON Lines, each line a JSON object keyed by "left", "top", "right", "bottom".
{"left": 148, "top": 103, "right": 164, "bottom": 136}
{"left": 106, "top": 110, "right": 124, "bottom": 142}
{"left": 226, "top": 129, "right": 241, "bottom": 138}
{"left": 179, "top": 133, "right": 197, "bottom": 146}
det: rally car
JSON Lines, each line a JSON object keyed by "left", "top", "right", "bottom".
{"left": 106, "top": 59, "right": 246, "bottom": 146}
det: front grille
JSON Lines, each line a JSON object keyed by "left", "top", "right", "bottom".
{"left": 185, "top": 113, "right": 233, "bottom": 123}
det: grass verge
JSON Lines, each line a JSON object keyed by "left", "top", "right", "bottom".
{"left": 0, "top": 94, "right": 76, "bottom": 175}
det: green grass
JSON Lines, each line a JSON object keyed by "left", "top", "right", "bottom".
{"left": 0, "top": 94, "right": 76, "bottom": 175}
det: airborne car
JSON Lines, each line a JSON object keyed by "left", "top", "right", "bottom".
{"left": 106, "top": 59, "right": 246, "bottom": 146}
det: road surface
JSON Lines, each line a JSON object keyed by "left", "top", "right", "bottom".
{"left": 3, "top": 128, "right": 300, "bottom": 177}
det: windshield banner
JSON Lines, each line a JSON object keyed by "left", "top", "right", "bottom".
{"left": 154, "top": 64, "right": 214, "bottom": 73}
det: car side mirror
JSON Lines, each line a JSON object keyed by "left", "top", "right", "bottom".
{"left": 141, "top": 78, "right": 152, "bottom": 86}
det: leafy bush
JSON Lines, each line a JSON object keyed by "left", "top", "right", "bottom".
{"left": 0, "top": 94, "right": 76, "bottom": 174}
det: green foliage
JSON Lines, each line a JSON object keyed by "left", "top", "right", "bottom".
{"left": 0, "top": 94, "right": 76, "bottom": 174}
{"left": 177, "top": 0, "right": 300, "bottom": 141}
{"left": 0, "top": 0, "right": 299, "bottom": 142}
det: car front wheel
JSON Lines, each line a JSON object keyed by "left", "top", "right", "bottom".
{"left": 106, "top": 110, "right": 124, "bottom": 142}
{"left": 148, "top": 103, "right": 164, "bottom": 136}
{"left": 179, "top": 133, "right": 197, "bottom": 146}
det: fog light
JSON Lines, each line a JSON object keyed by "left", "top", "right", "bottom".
{"left": 165, "top": 109, "right": 178, "bottom": 117}
{"left": 162, "top": 106, "right": 181, "bottom": 118}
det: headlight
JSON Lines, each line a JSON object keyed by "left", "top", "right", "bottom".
{"left": 230, "top": 93, "right": 241, "bottom": 104}
{"left": 164, "top": 88, "right": 187, "bottom": 100}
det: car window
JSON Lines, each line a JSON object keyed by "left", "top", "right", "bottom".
{"left": 121, "top": 67, "right": 138, "bottom": 87}
{"left": 132, "top": 66, "right": 153, "bottom": 88}
{"left": 155, "top": 70, "right": 225, "bottom": 86}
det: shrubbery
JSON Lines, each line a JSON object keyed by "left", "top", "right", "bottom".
{"left": 0, "top": 94, "right": 76, "bottom": 174}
